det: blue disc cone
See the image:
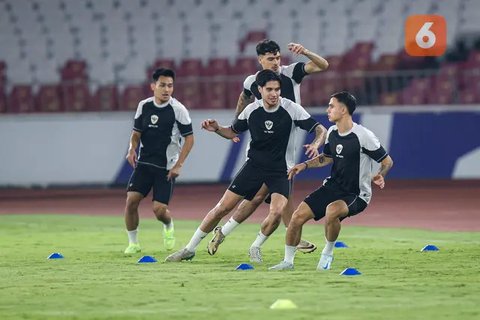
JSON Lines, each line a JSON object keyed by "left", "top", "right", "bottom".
{"left": 137, "top": 255, "right": 157, "bottom": 263}
{"left": 340, "top": 268, "right": 361, "bottom": 276}
{"left": 236, "top": 263, "right": 254, "bottom": 270}
{"left": 335, "top": 241, "right": 349, "bottom": 248}
{"left": 47, "top": 252, "right": 64, "bottom": 259}
{"left": 421, "top": 244, "right": 439, "bottom": 252}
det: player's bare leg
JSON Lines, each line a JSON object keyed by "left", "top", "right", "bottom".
{"left": 124, "top": 191, "right": 143, "bottom": 253}
{"left": 269, "top": 202, "right": 314, "bottom": 270}
{"left": 318, "top": 200, "right": 349, "bottom": 270}
{"left": 249, "top": 193, "right": 288, "bottom": 263}
{"left": 207, "top": 185, "right": 268, "bottom": 255}
{"left": 283, "top": 194, "right": 317, "bottom": 253}
{"left": 153, "top": 201, "right": 175, "bottom": 250}
{"left": 165, "top": 190, "right": 243, "bottom": 262}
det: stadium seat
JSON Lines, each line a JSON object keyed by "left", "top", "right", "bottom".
{"left": 91, "top": 85, "right": 119, "bottom": 111}
{"left": 62, "top": 84, "right": 91, "bottom": 112}
{"left": 36, "top": 85, "right": 63, "bottom": 112}
{"left": 230, "top": 57, "right": 258, "bottom": 76}
{"left": 148, "top": 59, "right": 176, "bottom": 79}
{"left": 8, "top": 85, "right": 35, "bottom": 113}
{"left": 120, "top": 85, "right": 147, "bottom": 111}
{"left": 0, "top": 91, "right": 7, "bottom": 113}
{"left": 60, "top": 60, "right": 88, "bottom": 83}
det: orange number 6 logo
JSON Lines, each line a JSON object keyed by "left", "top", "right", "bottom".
{"left": 405, "top": 15, "right": 447, "bottom": 57}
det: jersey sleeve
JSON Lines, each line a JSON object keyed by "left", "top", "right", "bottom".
{"left": 360, "top": 127, "right": 388, "bottom": 162}
{"left": 133, "top": 101, "right": 145, "bottom": 132}
{"left": 173, "top": 100, "right": 193, "bottom": 137}
{"left": 242, "top": 75, "right": 256, "bottom": 98}
{"left": 288, "top": 100, "right": 319, "bottom": 133}
{"left": 231, "top": 103, "right": 254, "bottom": 133}
{"left": 323, "top": 127, "right": 334, "bottom": 158}
{"left": 282, "top": 62, "right": 308, "bottom": 84}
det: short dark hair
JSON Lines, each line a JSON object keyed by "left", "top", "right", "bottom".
{"left": 256, "top": 39, "right": 280, "bottom": 56}
{"left": 152, "top": 68, "right": 175, "bottom": 82}
{"left": 256, "top": 69, "right": 281, "bottom": 87}
{"left": 331, "top": 91, "right": 357, "bottom": 115}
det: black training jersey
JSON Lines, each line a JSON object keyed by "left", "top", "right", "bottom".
{"left": 232, "top": 97, "right": 319, "bottom": 173}
{"left": 243, "top": 62, "right": 307, "bottom": 104}
{"left": 133, "top": 97, "right": 193, "bottom": 170}
{"left": 323, "top": 123, "right": 388, "bottom": 203}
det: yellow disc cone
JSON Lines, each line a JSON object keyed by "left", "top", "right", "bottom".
{"left": 270, "top": 299, "right": 298, "bottom": 309}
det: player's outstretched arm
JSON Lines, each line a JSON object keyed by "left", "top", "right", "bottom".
{"left": 288, "top": 42, "right": 329, "bottom": 74}
{"left": 303, "top": 124, "right": 327, "bottom": 158}
{"left": 372, "top": 155, "right": 394, "bottom": 189}
{"left": 201, "top": 119, "right": 237, "bottom": 140}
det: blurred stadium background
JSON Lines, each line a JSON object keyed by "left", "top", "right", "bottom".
{"left": 0, "top": 0, "right": 479, "bottom": 187}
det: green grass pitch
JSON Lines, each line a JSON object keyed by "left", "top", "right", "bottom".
{"left": 0, "top": 214, "right": 479, "bottom": 319}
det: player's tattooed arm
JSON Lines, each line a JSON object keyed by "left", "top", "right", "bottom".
{"left": 288, "top": 153, "right": 332, "bottom": 180}
{"left": 235, "top": 92, "right": 254, "bottom": 117}
{"left": 372, "top": 155, "right": 394, "bottom": 189}
{"left": 303, "top": 124, "right": 327, "bottom": 158}
{"left": 304, "top": 153, "right": 333, "bottom": 169}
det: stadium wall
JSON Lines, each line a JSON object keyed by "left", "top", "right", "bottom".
{"left": 0, "top": 106, "right": 479, "bottom": 187}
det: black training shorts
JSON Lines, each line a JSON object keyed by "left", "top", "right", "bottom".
{"left": 127, "top": 164, "right": 175, "bottom": 204}
{"left": 303, "top": 186, "right": 367, "bottom": 221}
{"left": 228, "top": 160, "right": 290, "bottom": 200}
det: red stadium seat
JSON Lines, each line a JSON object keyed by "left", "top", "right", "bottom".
{"left": 379, "top": 92, "right": 400, "bottom": 105}
{"left": 36, "top": 85, "right": 63, "bottom": 112}
{"left": 8, "top": 85, "right": 35, "bottom": 113}
{"left": 203, "top": 58, "right": 231, "bottom": 76}
{"left": 201, "top": 78, "right": 228, "bottom": 109}
{"left": 174, "top": 79, "right": 201, "bottom": 109}
{"left": 230, "top": 57, "right": 258, "bottom": 76}
{"left": 120, "top": 85, "right": 147, "bottom": 111}
{"left": 91, "top": 85, "right": 119, "bottom": 111}
{"left": 147, "top": 59, "right": 176, "bottom": 79}
{"left": 60, "top": 60, "right": 88, "bottom": 83}
{"left": 0, "top": 61, "right": 6, "bottom": 91}
{"left": 0, "top": 91, "right": 7, "bottom": 113}
{"left": 369, "top": 54, "right": 399, "bottom": 72}
{"left": 177, "top": 58, "right": 203, "bottom": 77}
{"left": 62, "top": 84, "right": 91, "bottom": 112}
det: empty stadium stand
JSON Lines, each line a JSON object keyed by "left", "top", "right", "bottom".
{"left": 1, "top": 0, "right": 480, "bottom": 113}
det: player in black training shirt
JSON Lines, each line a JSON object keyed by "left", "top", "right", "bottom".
{"left": 124, "top": 68, "right": 194, "bottom": 255}
{"left": 165, "top": 70, "right": 325, "bottom": 262}
{"left": 270, "top": 91, "right": 394, "bottom": 271}
{"left": 210, "top": 39, "right": 329, "bottom": 256}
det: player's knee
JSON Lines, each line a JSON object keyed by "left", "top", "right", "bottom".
{"left": 153, "top": 204, "right": 168, "bottom": 218}
{"left": 125, "top": 197, "right": 141, "bottom": 212}
{"left": 250, "top": 195, "right": 264, "bottom": 207}
{"left": 325, "top": 203, "right": 344, "bottom": 222}
{"left": 268, "top": 207, "right": 283, "bottom": 221}
{"left": 213, "top": 203, "right": 233, "bottom": 218}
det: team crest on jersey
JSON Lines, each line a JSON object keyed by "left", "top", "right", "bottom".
{"left": 151, "top": 115, "right": 159, "bottom": 124}
{"left": 336, "top": 144, "right": 343, "bottom": 154}
{"left": 265, "top": 120, "right": 273, "bottom": 130}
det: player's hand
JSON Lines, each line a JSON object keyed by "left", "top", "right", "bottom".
{"left": 303, "top": 144, "right": 319, "bottom": 158}
{"left": 288, "top": 42, "right": 306, "bottom": 55}
{"left": 167, "top": 165, "right": 181, "bottom": 181}
{"left": 288, "top": 162, "right": 307, "bottom": 180}
{"left": 231, "top": 136, "right": 240, "bottom": 143}
{"left": 372, "top": 174, "right": 385, "bottom": 189}
{"left": 201, "top": 119, "right": 219, "bottom": 132}
{"left": 126, "top": 149, "right": 137, "bottom": 168}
